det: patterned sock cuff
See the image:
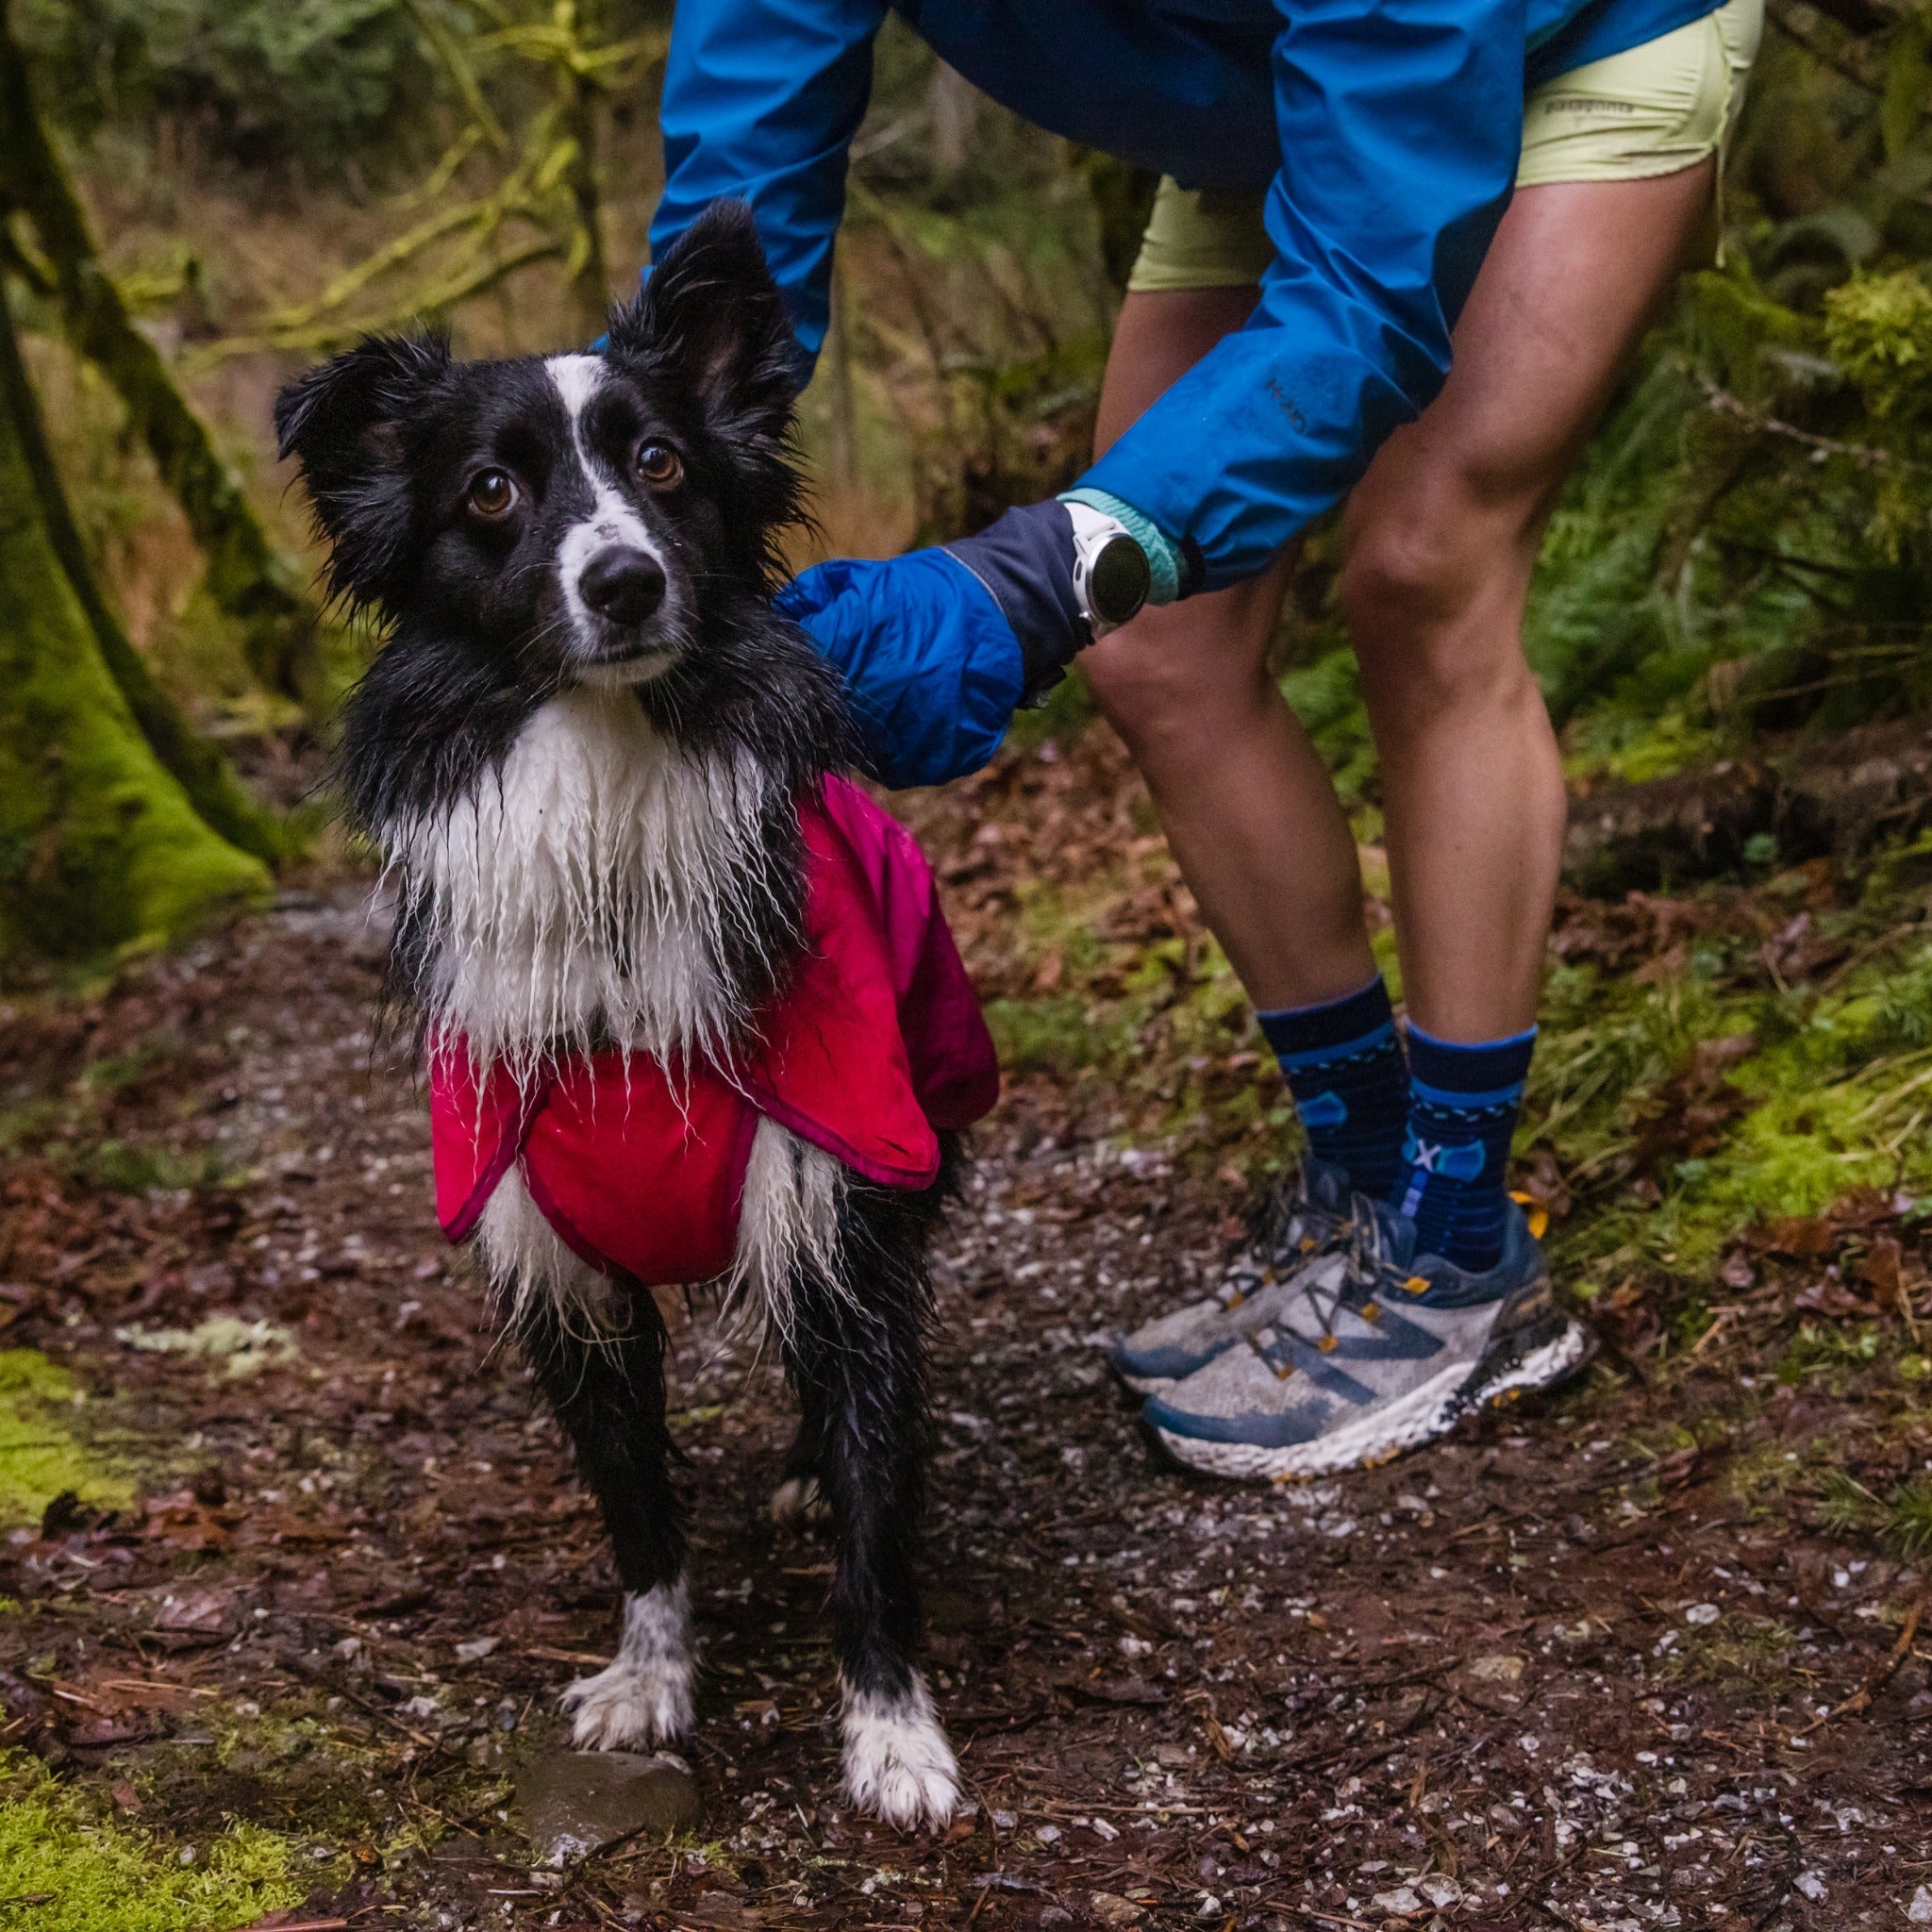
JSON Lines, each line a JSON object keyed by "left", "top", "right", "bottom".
{"left": 1257, "top": 975, "right": 1396, "bottom": 1068}
{"left": 1405, "top": 1022, "right": 1537, "bottom": 1107}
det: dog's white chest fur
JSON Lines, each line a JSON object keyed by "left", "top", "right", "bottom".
{"left": 406, "top": 687, "right": 842, "bottom": 1323}
{"left": 402, "top": 687, "right": 773, "bottom": 1075}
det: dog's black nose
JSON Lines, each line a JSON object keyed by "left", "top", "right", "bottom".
{"left": 579, "top": 545, "right": 666, "bottom": 625}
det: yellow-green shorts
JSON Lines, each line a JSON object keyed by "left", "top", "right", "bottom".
{"left": 1125, "top": 0, "right": 1763, "bottom": 292}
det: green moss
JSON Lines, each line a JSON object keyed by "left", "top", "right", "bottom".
{"left": 77, "top": 1138, "right": 223, "bottom": 1194}
{"left": 984, "top": 994, "right": 1108, "bottom": 1077}
{"left": 1661, "top": 1615, "right": 1797, "bottom": 1693}
{"left": 0, "top": 298, "right": 270, "bottom": 973}
{"left": 1728, "top": 1439, "right": 1823, "bottom": 1508}
{"left": 0, "top": 1754, "right": 302, "bottom": 1931}
{"left": 1560, "top": 708, "right": 1727, "bottom": 788}
{"left": 0, "top": 1350, "right": 133, "bottom": 1527}
{"left": 1824, "top": 268, "right": 1932, "bottom": 421}
{"left": 1527, "top": 914, "right": 1932, "bottom": 1294}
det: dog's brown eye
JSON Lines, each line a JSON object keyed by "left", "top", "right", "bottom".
{"left": 466, "top": 469, "right": 518, "bottom": 519}
{"left": 634, "top": 441, "right": 682, "bottom": 488}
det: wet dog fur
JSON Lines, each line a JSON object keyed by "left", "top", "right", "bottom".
{"left": 275, "top": 202, "right": 962, "bottom": 1830}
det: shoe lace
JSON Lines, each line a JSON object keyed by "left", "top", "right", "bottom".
{"left": 1253, "top": 1191, "right": 1390, "bottom": 1357}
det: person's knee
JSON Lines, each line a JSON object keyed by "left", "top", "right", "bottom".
{"left": 1082, "top": 595, "right": 1275, "bottom": 756}
{"left": 1338, "top": 506, "right": 1490, "bottom": 646}
{"left": 1341, "top": 501, "right": 1537, "bottom": 737}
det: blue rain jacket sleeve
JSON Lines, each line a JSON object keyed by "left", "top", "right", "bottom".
{"left": 1080, "top": 0, "right": 1526, "bottom": 590}
{"left": 652, "top": 0, "right": 885, "bottom": 365}
{"left": 774, "top": 555, "right": 1025, "bottom": 791}
{"left": 654, "top": 0, "right": 1665, "bottom": 779}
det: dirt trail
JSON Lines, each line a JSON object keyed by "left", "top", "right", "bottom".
{"left": 1, "top": 854, "right": 1929, "bottom": 1928}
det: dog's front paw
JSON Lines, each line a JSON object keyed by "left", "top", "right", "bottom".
{"left": 561, "top": 1581, "right": 695, "bottom": 1749}
{"left": 561, "top": 1653, "right": 695, "bottom": 1749}
{"left": 841, "top": 1676, "right": 959, "bottom": 1832}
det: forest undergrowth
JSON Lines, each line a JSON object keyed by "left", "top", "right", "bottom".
{"left": 0, "top": 718, "right": 1929, "bottom": 1929}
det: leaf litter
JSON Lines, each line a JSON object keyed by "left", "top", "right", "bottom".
{"left": 0, "top": 728, "right": 1925, "bottom": 1927}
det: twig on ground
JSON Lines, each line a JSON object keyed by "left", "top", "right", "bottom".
{"left": 1264, "top": 1906, "right": 1381, "bottom": 1931}
{"left": 281, "top": 1653, "right": 441, "bottom": 1753}
{"left": 1791, "top": 1581, "right": 1927, "bottom": 1736}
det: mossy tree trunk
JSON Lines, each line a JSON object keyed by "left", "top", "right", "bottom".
{"left": 0, "top": 285, "right": 271, "bottom": 969}
{"left": 0, "top": 281, "right": 285, "bottom": 869}
{"left": 555, "top": 0, "right": 615, "bottom": 342}
{"left": 0, "top": 0, "right": 320, "bottom": 702}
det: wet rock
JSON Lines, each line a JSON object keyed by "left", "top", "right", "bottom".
{"left": 516, "top": 1749, "right": 699, "bottom": 1864}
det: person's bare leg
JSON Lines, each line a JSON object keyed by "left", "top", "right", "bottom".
{"left": 1341, "top": 165, "right": 1717, "bottom": 1041}
{"left": 1083, "top": 291, "right": 1374, "bottom": 1009}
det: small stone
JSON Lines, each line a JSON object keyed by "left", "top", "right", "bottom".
{"left": 1907, "top": 1883, "right": 1932, "bottom": 1923}
{"left": 454, "top": 1635, "right": 500, "bottom": 1663}
{"left": 1371, "top": 1886, "right": 1423, "bottom": 1916}
{"left": 1467, "top": 1654, "right": 1525, "bottom": 1682}
{"left": 515, "top": 1750, "right": 700, "bottom": 1865}
{"left": 1683, "top": 1603, "right": 1721, "bottom": 1626}
{"left": 1418, "top": 1875, "right": 1463, "bottom": 1908}
{"left": 1085, "top": 1895, "right": 1143, "bottom": 1928}
{"left": 155, "top": 1589, "right": 234, "bottom": 1636}
{"left": 1793, "top": 1871, "right": 1827, "bottom": 1903}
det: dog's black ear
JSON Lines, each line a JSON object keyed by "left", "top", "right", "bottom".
{"left": 606, "top": 200, "right": 797, "bottom": 439}
{"left": 275, "top": 331, "right": 450, "bottom": 606}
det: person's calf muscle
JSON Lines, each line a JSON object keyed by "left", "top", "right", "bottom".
{"left": 1378, "top": 675, "right": 1564, "bottom": 1037}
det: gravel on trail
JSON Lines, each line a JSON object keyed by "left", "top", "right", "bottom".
{"left": 1, "top": 759, "right": 1929, "bottom": 1930}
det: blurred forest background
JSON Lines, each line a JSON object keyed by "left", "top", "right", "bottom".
{"left": 10, "top": 0, "right": 1932, "bottom": 876}
{"left": 8, "top": 0, "right": 1932, "bottom": 1400}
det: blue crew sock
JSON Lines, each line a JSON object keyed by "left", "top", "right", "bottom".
{"left": 1394, "top": 1024, "right": 1538, "bottom": 1274}
{"left": 1257, "top": 976, "right": 1410, "bottom": 1201}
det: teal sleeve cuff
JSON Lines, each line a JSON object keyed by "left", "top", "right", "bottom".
{"left": 1057, "top": 488, "right": 1182, "bottom": 606}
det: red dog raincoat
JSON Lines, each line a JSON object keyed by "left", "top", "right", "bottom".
{"left": 426, "top": 776, "right": 999, "bottom": 1285}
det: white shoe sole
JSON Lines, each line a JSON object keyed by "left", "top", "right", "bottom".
{"left": 1149, "top": 1319, "right": 1594, "bottom": 1482}
{"left": 1114, "top": 1365, "right": 1184, "bottom": 1397}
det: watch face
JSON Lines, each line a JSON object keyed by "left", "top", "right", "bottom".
{"left": 1091, "top": 533, "right": 1152, "bottom": 625}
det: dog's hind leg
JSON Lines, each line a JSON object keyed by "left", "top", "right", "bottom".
{"left": 493, "top": 1184, "right": 692, "bottom": 1751}
{"left": 767, "top": 1413, "right": 826, "bottom": 1525}
{"left": 782, "top": 1182, "right": 959, "bottom": 1832}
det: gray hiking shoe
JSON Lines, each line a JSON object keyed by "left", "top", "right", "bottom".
{"left": 1108, "top": 1161, "right": 1355, "bottom": 1395}
{"left": 1141, "top": 1198, "right": 1594, "bottom": 1480}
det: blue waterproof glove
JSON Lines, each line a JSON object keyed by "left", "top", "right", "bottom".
{"left": 777, "top": 494, "right": 1189, "bottom": 791}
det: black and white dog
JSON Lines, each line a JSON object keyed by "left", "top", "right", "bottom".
{"left": 275, "top": 204, "right": 963, "bottom": 1829}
